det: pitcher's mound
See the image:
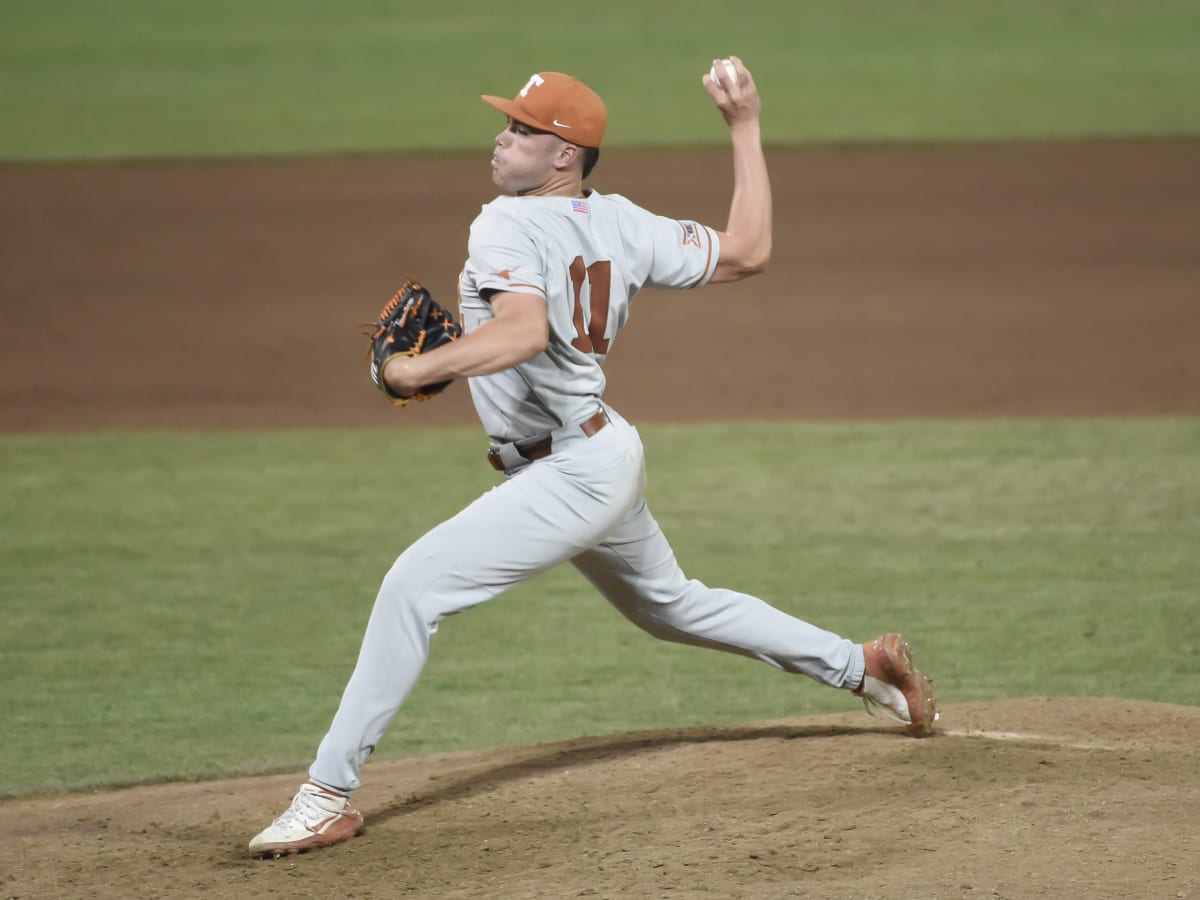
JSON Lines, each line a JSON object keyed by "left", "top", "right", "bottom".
{"left": 4, "top": 696, "right": 1197, "bottom": 899}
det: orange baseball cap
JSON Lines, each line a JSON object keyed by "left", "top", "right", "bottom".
{"left": 482, "top": 72, "right": 607, "bottom": 148}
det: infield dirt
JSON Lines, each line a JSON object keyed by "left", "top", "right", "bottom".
{"left": 1, "top": 140, "right": 1198, "bottom": 898}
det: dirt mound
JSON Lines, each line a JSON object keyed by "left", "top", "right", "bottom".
{"left": 3, "top": 697, "right": 1196, "bottom": 899}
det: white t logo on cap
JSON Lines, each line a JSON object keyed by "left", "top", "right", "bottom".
{"left": 519, "top": 74, "right": 545, "bottom": 97}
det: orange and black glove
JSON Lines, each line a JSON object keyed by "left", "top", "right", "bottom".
{"left": 364, "top": 277, "right": 462, "bottom": 406}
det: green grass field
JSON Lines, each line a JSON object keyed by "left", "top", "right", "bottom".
{"left": 2, "top": 0, "right": 1198, "bottom": 160}
{"left": 3, "top": 420, "right": 1198, "bottom": 797}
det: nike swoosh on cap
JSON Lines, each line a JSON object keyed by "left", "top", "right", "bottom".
{"left": 553, "top": 119, "right": 571, "bottom": 128}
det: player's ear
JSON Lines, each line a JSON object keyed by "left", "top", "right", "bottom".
{"left": 555, "top": 141, "right": 581, "bottom": 172}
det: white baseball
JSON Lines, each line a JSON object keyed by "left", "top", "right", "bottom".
{"left": 709, "top": 59, "right": 737, "bottom": 86}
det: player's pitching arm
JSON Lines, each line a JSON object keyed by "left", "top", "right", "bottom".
{"left": 703, "top": 55, "right": 772, "bottom": 284}
{"left": 382, "top": 292, "right": 547, "bottom": 398}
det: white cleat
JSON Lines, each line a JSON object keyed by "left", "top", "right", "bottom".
{"left": 248, "top": 782, "right": 365, "bottom": 859}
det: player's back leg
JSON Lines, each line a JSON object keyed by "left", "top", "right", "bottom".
{"left": 571, "top": 498, "right": 861, "bottom": 688}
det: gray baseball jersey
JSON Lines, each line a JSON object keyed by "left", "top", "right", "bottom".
{"left": 459, "top": 191, "right": 718, "bottom": 442}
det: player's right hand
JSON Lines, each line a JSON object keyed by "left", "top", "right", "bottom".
{"left": 702, "top": 56, "right": 762, "bottom": 126}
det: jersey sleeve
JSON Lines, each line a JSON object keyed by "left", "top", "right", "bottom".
{"left": 643, "top": 214, "right": 721, "bottom": 290}
{"left": 468, "top": 203, "right": 547, "bottom": 301}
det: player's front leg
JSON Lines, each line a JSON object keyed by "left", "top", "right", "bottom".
{"left": 250, "top": 423, "right": 648, "bottom": 857}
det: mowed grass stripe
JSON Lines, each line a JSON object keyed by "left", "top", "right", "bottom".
{"left": 2, "top": 418, "right": 1197, "bottom": 796}
{"left": 2, "top": 1, "right": 1198, "bottom": 160}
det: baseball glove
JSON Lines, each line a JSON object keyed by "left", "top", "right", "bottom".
{"left": 364, "top": 277, "right": 462, "bottom": 406}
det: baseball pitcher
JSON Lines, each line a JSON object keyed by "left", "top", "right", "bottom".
{"left": 249, "top": 57, "right": 937, "bottom": 859}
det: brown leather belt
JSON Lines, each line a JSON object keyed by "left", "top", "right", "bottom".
{"left": 487, "top": 409, "right": 610, "bottom": 471}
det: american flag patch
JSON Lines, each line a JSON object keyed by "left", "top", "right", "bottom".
{"left": 571, "top": 198, "right": 590, "bottom": 214}
{"left": 681, "top": 222, "right": 702, "bottom": 248}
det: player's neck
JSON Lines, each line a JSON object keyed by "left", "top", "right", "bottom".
{"left": 516, "top": 171, "right": 584, "bottom": 198}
